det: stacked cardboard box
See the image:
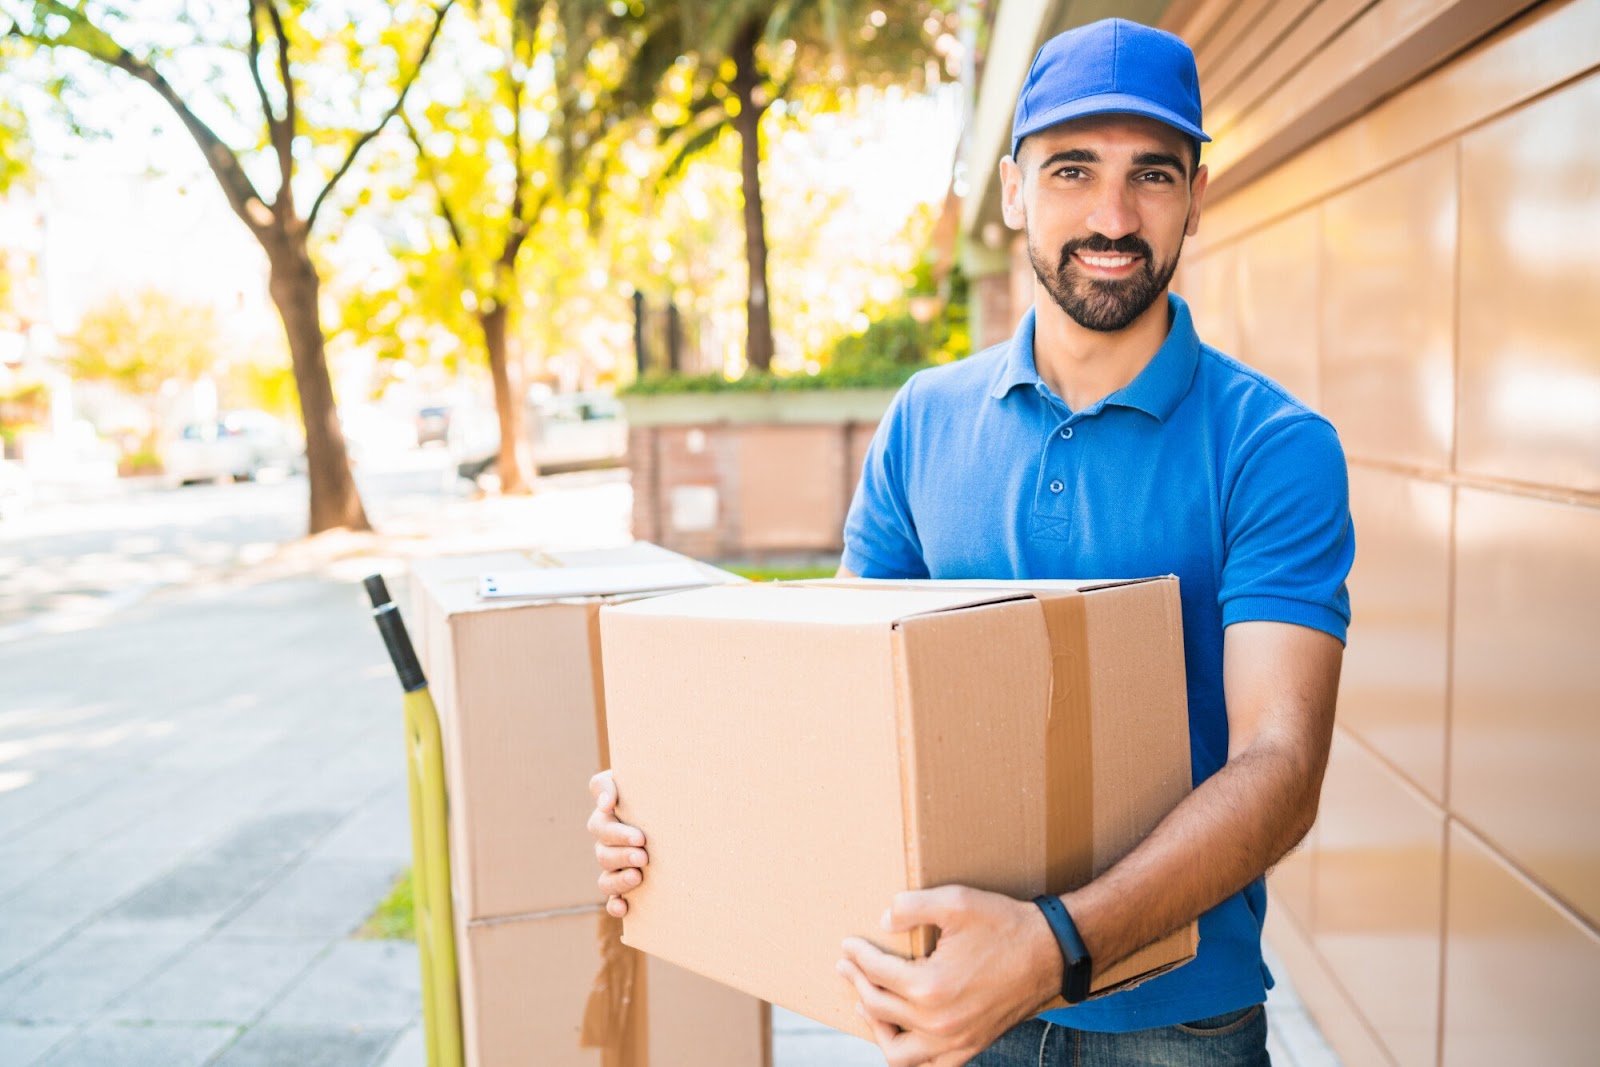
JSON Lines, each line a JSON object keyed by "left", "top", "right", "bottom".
{"left": 408, "top": 543, "right": 770, "bottom": 1066}
{"left": 600, "top": 578, "right": 1198, "bottom": 1039}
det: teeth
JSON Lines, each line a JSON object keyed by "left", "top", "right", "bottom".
{"left": 1080, "top": 255, "right": 1134, "bottom": 268}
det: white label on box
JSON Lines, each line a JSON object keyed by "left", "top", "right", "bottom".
{"left": 477, "top": 561, "right": 713, "bottom": 600}
{"left": 670, "top": 486, "right": 719, "bottom": 532}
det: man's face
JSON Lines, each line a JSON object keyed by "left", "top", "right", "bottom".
{"left": 1001, "top": 114, "right": 1208, "bottom": 332}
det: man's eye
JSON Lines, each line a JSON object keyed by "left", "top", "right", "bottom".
{"left": 1055, "top": 167, "right": 1084, "bottom": 179}
{"left": 1138, "top": 171, "right": 1175, "bottom": 183}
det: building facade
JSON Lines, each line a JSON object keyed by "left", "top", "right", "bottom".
{"left": 963, "top": 1, "right": 1600, "bottom": 1062}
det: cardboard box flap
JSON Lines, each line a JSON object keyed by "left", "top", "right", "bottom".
{"left": 602, "top": 582, "right": 1041, "bottom": 627}
{"left": 794, "top": 576, "right": 1172, "bottom": 595}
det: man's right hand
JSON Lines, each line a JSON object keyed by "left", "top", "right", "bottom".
{"left": 588, "top": 769, "right": 648, "bottom": 918}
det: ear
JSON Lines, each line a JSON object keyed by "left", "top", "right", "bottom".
{"left": 1000, "top": 155, "right": 1027, "bottom": 230}
{"left": 1185, "top": 163, "right": 1210, "bottom": 237}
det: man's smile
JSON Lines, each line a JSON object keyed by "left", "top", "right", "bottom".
{"left": 1072, "top": 251, "right": 1142, "bottom": 275}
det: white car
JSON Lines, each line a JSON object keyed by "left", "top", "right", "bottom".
{"left": 0, "top": 459, "right": 31, "bottom": 520}
{"left": 165, "top": 412, "right": 302, "bottom": 486}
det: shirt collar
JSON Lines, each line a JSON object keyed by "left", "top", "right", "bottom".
{"left": 987, "top": 294, "right": 1202, "bottom": 422}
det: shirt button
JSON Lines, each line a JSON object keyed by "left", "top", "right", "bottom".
{"left": 1060, "top": 427, "right": 1074, "bottom": 440}
{"left": 1049, "top": 479, "right": 1064, "bottom": 494}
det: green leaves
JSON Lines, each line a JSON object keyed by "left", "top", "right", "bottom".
{"left": 61, "top": 289, "right": 227, "bottom": 395}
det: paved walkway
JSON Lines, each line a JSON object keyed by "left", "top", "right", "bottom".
{"left": 0, "top": 475, "right": 1338, "bottom": 1065}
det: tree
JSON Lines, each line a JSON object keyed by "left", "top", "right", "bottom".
{"left": 7, "top": 0, "right": 455, "bottom": 532}
{"left": 587, "top": 0, "right": 960, "bottom": 372}
{"left": 391, "top": 0, "right": 629, "bottom": 492}
{"left": 61, "top": 288, "right": 223, "bottom": 443}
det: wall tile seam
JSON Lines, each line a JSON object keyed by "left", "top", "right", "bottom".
{"left": 1266, "top": 887, "right": 1403, "bottom": 1067}
{"left": 1186, "top": 0, "right": 1260, "bottom": 67}
{"left": 1199, "top": 0, "right": 1361, "bottom": 115}
{"left": 1328, "top": 722, "right": 1448, "bottom": 820}
{"left": 1196, "top": 52, "right": 1600, "bottom": 256}
{"left": 1445, "top": 815, "right": 1600, "bottom": 942}
{"left": 1345, "top": 457, "right": 1600, "bottom": 509}
{"left": 1202, "top": 0, "right": 1378, "bottom": 143}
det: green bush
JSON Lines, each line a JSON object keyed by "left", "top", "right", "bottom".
{"left": 622, "top": 270, "right": 972, "bottom": 398}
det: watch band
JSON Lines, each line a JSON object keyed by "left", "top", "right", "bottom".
{"left": 1033, "top": 894, "right": 1093, "bottom": 1005}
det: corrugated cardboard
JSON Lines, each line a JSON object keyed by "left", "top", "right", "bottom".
{"left": 407, "top": 542, "right": 738, "bottom": 921}
{"left": 459, "top": 907, "right": 771, "bottom": 1067}
{"left": 600, "top": 578, "right": 1198, "bottom": 1038}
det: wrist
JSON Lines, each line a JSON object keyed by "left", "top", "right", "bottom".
{"left": 1021, "top": 898, "right": 1066, "bottom": 1008}
{"left": 1033, "top": 894, "right": 1093, "bottom": 1004}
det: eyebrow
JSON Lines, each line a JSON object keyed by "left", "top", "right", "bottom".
{"left": 1133, "top": 151, "right": 1187, "bottom": 174}
{"left": 1035, "top": 148, "right": 1189, "bottom": 176}
{"left": 1036, "top": 148, "right": 1098, "bottom": 172}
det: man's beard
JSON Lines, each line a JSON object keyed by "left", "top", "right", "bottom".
{"left": 1028, "top": 232, "right": 1181, "bottom": 332}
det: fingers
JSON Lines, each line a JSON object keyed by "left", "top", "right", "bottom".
{"left": 594, "top": 843, "right": 649, "bottom": 873}
{"left": 837, "top": 956, "right": 917, "bottom": 1032}
{"left": 588, "top": 769, "right": 617, "bottom": 809}
{"left": 586, "top": 805, "right": 645, "bottom": 848}
{"left": 884, "top": 885, "right": 966, "bottom": 934}
{"left": 588, "top": 771, "right": 647, "bottom": 904}
{"left": 841, "top": 936, "right": 918, "bottom": 995}
{"left": 599, "top": 866, "right": 643, "bottom": 897}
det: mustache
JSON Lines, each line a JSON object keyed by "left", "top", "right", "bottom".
{"left": 1058, "top": 235, "right": 1154, "bottom": 270}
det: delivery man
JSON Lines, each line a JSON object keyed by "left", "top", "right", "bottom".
{"left": 588, "top": 18, "right": 1353, "bottom": 1066}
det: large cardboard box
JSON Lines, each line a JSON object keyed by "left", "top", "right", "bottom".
{"left": 600, "top": 578, "right": 1198, "bottom": 1038}
{"left": 407, "top": 543, "right": 737, "bottom": 921}
{"left": 459, "top": 906, "right": 771, "bottom": 1066}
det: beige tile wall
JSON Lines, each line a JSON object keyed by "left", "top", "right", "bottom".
{"left": 1166, "top": 2, "right": 1600, "bottom": 1062}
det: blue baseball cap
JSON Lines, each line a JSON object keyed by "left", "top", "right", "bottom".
{"left": 1011, "top": 18, "right": 1210, "bottom": 161}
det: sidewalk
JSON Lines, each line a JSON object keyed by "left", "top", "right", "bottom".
{"left": 0, "top": 476, "right": 1338, "bottom": 1065}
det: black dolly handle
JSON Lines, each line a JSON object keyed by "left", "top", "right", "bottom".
{"left": 364, "top": 574, "right": 427, "bottom": 693}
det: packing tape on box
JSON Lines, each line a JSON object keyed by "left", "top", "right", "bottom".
{"left": 1037, "top": 594, "right": 1095, "bottom": 895}
{"left": 580, "top": 912, "right": 647, "bottom": 1067}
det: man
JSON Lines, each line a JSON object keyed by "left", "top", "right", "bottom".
{"left": 590, "top": 18, "right": 1353, "bottom": 1066}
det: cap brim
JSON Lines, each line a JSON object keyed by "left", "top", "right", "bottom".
{"left": 1011, "top": 92, "right": 1211, "bottom": 159}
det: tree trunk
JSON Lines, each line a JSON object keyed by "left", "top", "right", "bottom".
{"left": 729, "top": 19, "right": 775, "bottom": 373}
{"left": 263, "top": 234, "right": 371, "bottom": 534}
{"left": 479, "top": 302, "right": 536, "bottom": 494}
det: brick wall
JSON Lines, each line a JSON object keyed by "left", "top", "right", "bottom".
{"left": 628, "top": 419, "right": 883, "bottom": 560}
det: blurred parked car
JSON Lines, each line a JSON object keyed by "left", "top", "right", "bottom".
{"left": 165, "top": 411, "right": 303, "bottom": 485}
{"left": 415, "top": 405, "right": 451, "bottom": 447}
{"left": 0, "top": 459, "right": 31, "bottom": 520}
{"left": 456, "top": 391, "right": 628, "bottom": 482}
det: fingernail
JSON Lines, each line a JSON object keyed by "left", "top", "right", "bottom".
{"left": 854, "top": 1003, "right": 867, "bottom": 1018}
{"left": 835, "top": 960, "right": 848, "bottom": 975}
{"left": 624, "top": 870, "right": 641, "bottom": 885}
{"left": 630, "top": 850, "right": 647, "bottom": 865}
{"left": 880, "top": 909, "right": 892, "bottom": 929}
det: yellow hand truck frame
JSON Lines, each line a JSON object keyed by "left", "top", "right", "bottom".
{"left": 365, "top": 574, "right": 464, "bottom": 1067}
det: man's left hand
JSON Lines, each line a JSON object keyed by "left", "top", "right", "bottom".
{"left": 837, "top": 885, "right": 1061, "bottom": 1067}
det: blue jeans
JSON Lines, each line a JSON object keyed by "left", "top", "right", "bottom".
{"left": 967, "top": 1005, "right": 1269, "bottom": 1067}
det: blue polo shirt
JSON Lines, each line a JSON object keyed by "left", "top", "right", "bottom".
{"left": 843, "top": 293, "right": 1354, "bottom": 1032}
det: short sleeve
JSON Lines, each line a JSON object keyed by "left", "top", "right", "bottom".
{"left": 1219, "top": 416, "right": 1355, "bottom": 642}
{"left": 842, "top": 376, "right": 929, "bottom": 579}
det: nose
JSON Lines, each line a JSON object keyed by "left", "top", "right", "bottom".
{"left": 1084, "top": 180, "right": 1140, "bottom": 241}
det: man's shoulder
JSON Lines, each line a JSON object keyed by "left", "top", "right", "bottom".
{"left": 1194, "top": 342, "right": 1334, "bottom": 439}
{"left": 898, "top": 341, "right": 1010, "bottom": 410}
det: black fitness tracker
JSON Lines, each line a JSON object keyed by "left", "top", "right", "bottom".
{"left": 1033, "top": 894, "right": 1093, "bottom": 1004}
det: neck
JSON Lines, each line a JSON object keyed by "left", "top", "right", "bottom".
{"left": 1031, "top": 285, "right": 1173, "bottom": 411}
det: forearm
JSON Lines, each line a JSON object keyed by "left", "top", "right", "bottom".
{"left": 1060, "top": 738, "right": 1324, "bottom": 976}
